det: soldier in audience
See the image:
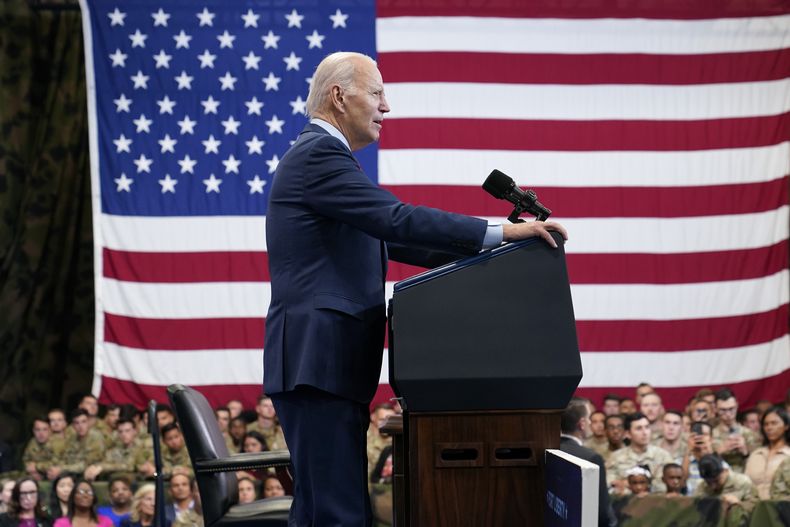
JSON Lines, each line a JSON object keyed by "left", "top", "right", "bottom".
{"left": 739, "top": 408, "right": 761, "bottom": 434}
{"left": 606, "top": 412, "right": 673, "bottom": 495}
{"left": 695, "top": 388, "right": 716, "bottom": 407}
{"left": 625, "top": 466, "right": 651, "bottom": 497}
{"left": 603, "top": 415, "right": 626, "bottom": 461}
{"left": 755, "top": 399, "right": 774, "bottom": 417}
{"left": 165, "top": 473, "right": 193, "bottom": 524}
{"left": 602, "top": 395, "right": 621, "bottom": 417}
{"left": 366, "top": 404, "right": 396, "bottom": 480}
{"left": 584, "top": 411, "right": 609, "bottom": 458}
{"left": 96, "top": 406, "right": 121, "bottom": 449}
{"left": 48, "top": 409, "right": 71, "bottom": 459}
{"left": 228, "top": 418, "right": 247, "bottom": 454}
{"left": 246, "top": 396, "right": 286, "bottom": 451}
{"left": 84, "top": 419, "right": 145, "bottom": 481}
{"left": 214, "top": 407, "right": 235, "bottom": 453}
{"left": 22, "top": 418, "right": 55, "bottom": 481}
{"left": 712, "top": 388, "right": 758, "bottom": 473}
{"left": 160, "top": 424, "right": 192, "bottom": 478}
{"left": 619, "top": 398, "right": 637, "bottom": 416}
{"left": 661, "top": 463, "right": 684, "bottom": 497}
{"left": 694, "top": 454, "right": 759, "bottom": 511}
{"left": 226, "top": 401, "right": 244, "bottom": 420}
{"left": 689, "top": 397, "right": 714, "bottom": 424}
{"left": 47, "top": 410, "right": 105, "bottom": 480}
{"left": 155, "top": 405, "right": 176, "bottom": 430}
{"left": 634, "top": 383, "right": 655, "bottom": 406}
{"left": 640, "top": 392, "right": 664, "bottom": 439}
{"left": 682, "top": 421, "right": 714, "bottom": 495}
{"left": 744, "top": 406, "right": 790, "bottom": 500}
{"left": 653, "top": 410, "right": 687, "bottom": 463}
{"left": 770, "top": 456, "right": 790, "bottom": 500}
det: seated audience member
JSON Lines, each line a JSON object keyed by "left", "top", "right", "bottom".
{"left": 771, "top": 456, "right": 790, "bottom": 500}
{"left": 619, "top": 398, "right": 637, "bottom": 416}
{"left": 661, "top": 463, "right": 684, "bottom": 496}
{"left": 695, "top": 388, "right": 716, "bottom": 407}
{"left": 688, "top": 397, "right": 713, "bottom": 424}
{"left": 97, "top": 476, "right": 133, "bottom": 527}
{"left": 160, "top": 425, "right": 192, "bottom": 478}
{"left": 0, "top": 480, "right": 13, "bottom": 514}
{"left": 226, "top": 401, "right": 243, "bottom": 420}
{"left": 739, "top": 408, "right": 761, "bottom": 434}
{"left": 367, "top": 404, "right": 396, "bottom": 479}
{"left": 712, "top": 388, "right": 759, "bottom": 473}
{"left": 262, "top": 474, "right": 285, "bottom": 499}
{"left": 22, "top": 418, "right": 55, "bottom": 481}
{"left": 653, "top": 410, "right": 687, "bottom": 463}
{"left": 237, "top": 477, "right": 257, "bottom": 505}
{"left": 602, "top": 395, "right": 621, "bottom": 417}
{"left": 640, "top": 392, "right": 665, "bottom": 439}
{"left": 119, "top": 485, "right": 156, "bottom": 527}
{"left": 744, "top": 406, "right": 790, "bottom": 499}
{"left": 53, "top": 480, "right": 112, "bottom": 527}
{"left": 0, "top": 478, "right": 50, "bottom": 527}
{"left": 47, "top": 410, "right": 105, "bottom": 480}
{"left": 584, "top": 411, "right": 609, "bottom": 459}
{"left": 606, "top": 412, "right": 673, "bottom": 495}
{"left": 213, "top": 408, "right": 235, "bottom": 453}
{"left": 603, "top": 415, "right": 625, "bottom": 462}
{"left": 237, "top": 432, "right": 269, "bottom": 481}
{"left": 78, "top": 396, "right": 100, "bottom": 430}
{"left": 682, "top": 421, "right": 714, "bottom": 495}
{"left": 48, "top": 409, "right": 71, "bottom": 457}
{"left": 755, "top": 399, "right": 773, "bottom": 417}
{"left": 47, "top": 474, "right": 75, "bottom": 519}
{"left": 165, "top": 474, "right": 193, "bottom": 525}
{"left": 694, "top": 454, "right": 758, "bottom": 511}
{"left": 625, "top": 466, "right": 651, "bottom": 497}
{"left": 634, "top": 383, "right": 654, "bottom": 406}
{"left": 370, "top": 446, "right": 393, "bottom": 485}
{"left": 247, "top": 396, "right": 286, "bottom": 451}
{"left": 85, "top": 419, "right": 143, "bottom": 481}
{"left": 155, "top": 405, "right": 176, "bottom": 430}
{"left": 228, "top": 418, "right": 247, "bottom": 454}
{"left": 172, "top": 480, "right": 201, "bottom": 527}
{"left": 560, "top": 398, "right": 616, "bottom": 527}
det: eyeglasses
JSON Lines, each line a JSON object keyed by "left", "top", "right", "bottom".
{"left": 693, "top": 409, "right": 708, "bottom": 415}
{"left": 76, "top": 489, "right": 94, "bottom": 496}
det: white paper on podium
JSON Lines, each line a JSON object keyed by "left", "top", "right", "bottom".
{"left": 545, "top": 449, "right": 600, "bottom": 527}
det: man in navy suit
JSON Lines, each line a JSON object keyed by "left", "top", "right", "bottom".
{"left": 264, "top": 51, "right": 568, "bottom": 526}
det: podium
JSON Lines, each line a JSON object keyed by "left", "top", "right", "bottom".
{"left": 387, "top": 233, "right": 582, "bottom": 526}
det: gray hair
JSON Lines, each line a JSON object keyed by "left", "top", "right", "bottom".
{"left": 306, "top": 52, "right": 376, "bottom": 117}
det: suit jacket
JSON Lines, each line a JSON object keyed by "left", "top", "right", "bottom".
{"left": 560, "top": 436, "right": 617, "bottom": 527}
{"left": 264, "top": 123, "right": 487, "bottom": 403}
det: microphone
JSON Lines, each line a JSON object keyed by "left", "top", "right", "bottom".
{"left": 482, "top": 169, "right": 551, "bottom": 223}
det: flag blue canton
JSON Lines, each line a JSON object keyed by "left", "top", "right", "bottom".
{"left": 87, "top": 0, "right": 377, "bottom": 216}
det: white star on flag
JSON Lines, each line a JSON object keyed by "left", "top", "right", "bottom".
{"left": 158, "top": 174, "right": 177, "bottom": 193}
{"left": 133, "top": 114, "right": 152, "bottom": 133}
{"left": 131, "top": 70, "right": 149, "bottom": 89}
{"left": 261, "top": 30, "right": 280, "bottom": 49}
{"left": 133, "top": 153, "right": 153, "bottom": 173}
{"left": 158, "top": 134, "right": 177, "bottom": 153}
{"left": 247, "top": 175, "right": 266, "bottom": 194}
{"left": 217, "top": 31, "right": 236, "bottom": 49}
{"left": 113, "top": 93, "right": 132, "bottom": 112}
{"left": 263, "top": 72, "right": 281, "bottom": 91}
{"left": 153, "top": 49, "right": 172, "bottom": 69}
{"left": 203, "top": 174, "right": 222, "bottom": 193}
{"left": 129, "top": 29, "right": 147, "bottom": 48}
{"left": 156, "top": 95, "right": 176, "bottom": 114}
{"left": 196, "top": 8, "right": 215, "bottom": 27}
{"left": 289, "top": 96, "right": 307, "bottom": 115}
{"left": 175, "top": 71, "right": 194, "bottom": 90}
{"left": 178, "top": 154, "right": 197, "bottom": 174}
{"left": 245, "top": 97, "right": 264, "bottom": 115}
{"left": 177, "top": 115, "right": 196, "bottom": 134}
{"left": 329, "top": 9, "right": 349, "bottom": 28}
{"left": 241, "top": 9, "right": 259, "bottom": 28}
{"left": 245, "top": 136, "right": 265, "bottom": 154}
{"left": 201, "top": 95, "right": 220, "bottom": 114}
{"left": 202, "top": 135, "right": 221, "bottom": 154}
{"left": 283, "top": 52, "right": 302, "bottom": 71}
{"left": 266, "top": 154, "right": 280, "bottom": 174}
{"left": 113, "top": 134, "right": 132, "bottom": 153}
{"left": 197, "top": 50, "right": 216, "bottom": 69}
{"left": 221, "top": 116, "right": 241, "bottom": 135}
{"left": 222, "top": 154, "right": 241, "bottom": 174}
{"left": 109, "top": 49, "right": 127, "bottom": 67}
{"left": 219, "top": 72, "right": 238, "bottom": 91}
{"left": 242, "top": 51, "right": 261, "bottom": 70}
{"left": 114, "top": 173, "right": 133, "bottom": 191}
{"left": 173, "top": 30, "right": 192, "bottom": 49}
{"left": 265, "top": 115, "right": 285, "bottom": 134}
{"left": 306, "top": 30, "right": 325, "bottom": 49}
{"left": 151, "top": 8, "right": 170, "bottom": 27}
{"left": 285, "top": 9, "right": 304, "bottom": 28}
{"left": 107, "top": 8, "right": 126, "bottom": 26}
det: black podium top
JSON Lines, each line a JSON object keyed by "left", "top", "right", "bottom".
{"left": 388, "top": 233, "right": 582, "bottom": 412}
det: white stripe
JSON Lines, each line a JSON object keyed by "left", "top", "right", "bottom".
{"left": 385, "top": 270, "right": 789, "bottom": 322}
{"left": 554, "top": 207, "right": 789, "bottom": 254}
{"left": 102, "top": 278, "right": 270, "bottom": 319}
{"left": 570, "top": 270, "right": 789, "bottom": 321}
{"left": 377, "top": 16, "right": 790, "bottom": 54}
{"left": 385, "top": 80, "right": 790, "bottom": 121}
{"left": 102, "top": 214, "right": 267, "bottom": 252}
{"left": 578, "top": 335, "right": 790, "bottom": 387}
{"left": 101, "top": 343, "right": 263, "bottom": 385}
{"left": 379, "top": 143, "right": 790, "bottom": 188}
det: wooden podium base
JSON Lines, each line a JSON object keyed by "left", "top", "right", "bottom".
{"left": 384, "top": 410, "right": 561, "bottom": 527}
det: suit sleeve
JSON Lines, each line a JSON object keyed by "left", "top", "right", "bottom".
{"left": 302, "top": 137, "right": 487, "bottom": 254}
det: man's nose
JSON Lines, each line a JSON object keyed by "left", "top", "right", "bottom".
{"left": 380, "top": 94, "right": 390, "bottom": 113}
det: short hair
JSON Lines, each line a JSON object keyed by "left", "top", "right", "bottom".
{"left": 624, "top": 412, "right": 648, "bottom": 431}
{"left": 698, "top": 454, "right": 724, "bottom": 479}
{"left": 160, "top": 422, "right": 180, "bottom": 438}
{"left": 738, "top": 408, "right": 759, "bottom": 424}
{"left": 603, "top": 394, "right": 621, "bottom": 404}
{"left": 714, "top": 388, "right": 735, "bottom": 402}
{"left": 108, "top": 475, "right": 133, "bottom": 491}
{"left": 590, "top": 410, "right": 605, "bottom": 420}
{"left": 116, "top": 418, "right": 135, "bottom": 429}
{"left": 305, "top": 52, "right": 376, "bottom": 117}
{"left": 70, "top": 408, "right": 89, "bottom": 421}
{"left": 32, "top": 416, "right": 49, "bottom": 427}
{"left": 243, "top": 430, "right": 268, "bottom": 451}
{"left": 214, "top": 406, "right": 230, "bottom": 416}
{"left": 560, "top": 401, "right": 589, "bottom": 434}
{"left": 257, "top": 395, "right": 271, "bottom": 404}
{"left": 605, "top": 414, "right": 624, "bottom": 426}
{"left": 636, "top": 382, "right": 653, "bottom": 390}
{"left": 663, "top": 410, "right": 683, "bottom": 419}
{"left": 371, "top": 403, "right": 394, "bottom": 413}
{"left": 155, "top": 403, "right": 174, "bottom": 416}
{"left": 690, "top": 421, "right": 712, "bottom": 436}
{"left": 662, "top": 463, "right": 682, "bottom": 475}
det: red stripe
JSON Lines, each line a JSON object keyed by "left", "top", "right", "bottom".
{"left": 379, "top": 50, "right": 790, "bottom": 85}
{"left": 385, "top": 177, "right": 789, "bottom": 218}
{"left": 574, "top": 368, "right": 790, "bottom": 413}
{"left": 376, "top": 0, "right": 790, "bottom": 19}
{"left": 103, "top": 249, "right": 269, "bottom": 282}
{"left": 98, "top": 377, "right": 264, "bottom": 410}
{"left": 576, "top": 306, "right": 788, "bottom": 352}
{"left": 105, "top": 313, "right": 264, "bottom": 350}
{"left": 379, "top": 113, "right": 790, "bottom": 151}
{"left": 388, "top": 241, "right": 790, "bottom": 284}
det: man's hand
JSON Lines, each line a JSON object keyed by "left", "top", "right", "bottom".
{"left": 84, "top": 465, "right": 103, "bottom": 481}
{"left": 502, "top": 221, "right": 568, "bottom": 248}
{"left": 47, "top": 466, "right": 62, "bottom": 480}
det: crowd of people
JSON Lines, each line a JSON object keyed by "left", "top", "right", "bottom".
{"left": 2, "top": 385, "right": 788, "bottom": 526}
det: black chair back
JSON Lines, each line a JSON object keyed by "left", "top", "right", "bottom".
{"left": 167, "top": 384, "right": 238, "bottom": 526}
{"left": 148, "top": 400, "right": 167, "bottom": 527}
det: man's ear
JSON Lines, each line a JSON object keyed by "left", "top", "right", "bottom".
{"left": 330, "top": 85, "right": 345, "bottom": 113}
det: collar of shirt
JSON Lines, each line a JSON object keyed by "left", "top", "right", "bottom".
{"left": 560, "top": 433, "right": 583, "bottom": 446}
{"left": 310, "top": 118, "right": 351, "bottom": 152}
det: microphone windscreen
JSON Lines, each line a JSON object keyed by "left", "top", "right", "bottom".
{"left": 482, "top": 169, "right": 513, "bottom": 199}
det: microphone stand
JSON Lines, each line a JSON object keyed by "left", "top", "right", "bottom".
{"left": 507, "top": 189, "right": 551, "bottom": 223}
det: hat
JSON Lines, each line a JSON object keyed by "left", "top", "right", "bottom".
{"left": 698, "top": 454, "right": 724, "bottom": 480}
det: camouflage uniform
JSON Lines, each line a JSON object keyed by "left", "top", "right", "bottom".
{"left": 58, "top": 428, "right": 106, "bottom": 474}
{"left": 606, "top": 444, "right": 674, "bottom": 493}
{"left": 693, "top": 469, "right": 759, "bottom": 510}
{"left": 173, "top": 509, "right": 203, "bottom": 527}
{"left": 246, "top": 422, "right": 287, "bottom": 450}
{"left": 22, "top": 438, "right": 59, "bottom": 476}
{"left": 770, "top": 456, "right": 790, "bottom": 500}
{"left": 162, "top": 445, "right": 193, "bottom": 477}
{"left": 583, "top": 436, "right": 609, "bottom": 459}
{"left": 48, "top": 428, "right": 74, "bottom": 459}
{"left": 366, "top": 429, "right": 391, "bottom": 479}
{"left": 711, "top": 423, "right": 759, "bottom": 473}
{"left": 652, "top": 436, "right": 688, "bottom": 465}
{"left": 223, "top": 432, "right": 237, "bottom": 454}
{"left": 100, "top": 438, "right": 145, "bottom": 475}
{"left": 95, "top": 420, "right": 117, "bottom": 449}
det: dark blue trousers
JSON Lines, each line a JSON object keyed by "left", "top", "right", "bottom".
{"left": 271, "top": 385, "right": 373, "bottom": 527}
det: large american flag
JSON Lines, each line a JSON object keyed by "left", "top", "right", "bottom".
{"left": 79, "top": 0, "right": 790, "bottom": 411}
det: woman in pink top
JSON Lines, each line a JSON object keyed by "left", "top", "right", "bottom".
{"left": 52, "top": 481, "right": 112, "bottom": 527}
